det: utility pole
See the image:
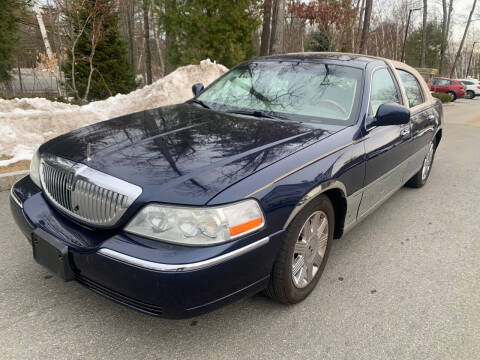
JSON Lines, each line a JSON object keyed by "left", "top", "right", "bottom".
{"left": 401, "top": 7, "right": 422, "bottom": 63}
{"left": 466, "top": 41, "right": 479, "bottom": 77}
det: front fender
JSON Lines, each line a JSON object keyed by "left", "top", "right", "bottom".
{"left": 282, "top": 180, "right": 347, "bottom": 229}
{"left": 208, "top": 126, "right": 366, "bottom": 238}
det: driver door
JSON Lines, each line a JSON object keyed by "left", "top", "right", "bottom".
{"left": 358, "top": 67, "right": 412, "bottom": 217}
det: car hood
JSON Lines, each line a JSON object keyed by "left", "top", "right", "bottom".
{"left": 42, "top": 103, "right": 341, "bottom": 205}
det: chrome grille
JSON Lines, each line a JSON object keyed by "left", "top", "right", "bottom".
{"left": 72, "top": 179, "right": 128, "bottom": 224}
{"left": 42, "top": 162, "right": 74, "bottom": 210}
{"left": 40, "top": 156, "right": 142, "bottom": 227}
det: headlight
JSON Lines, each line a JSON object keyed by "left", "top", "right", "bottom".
{"left": 30, "top": 148, "right": 42, "bottom": 188}
{"left": 125, "top": 199, "right": 265, "bottom": 246}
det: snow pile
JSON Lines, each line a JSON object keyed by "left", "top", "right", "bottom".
{"left": 0, "top": 59, "right": 228, "bottom": 166}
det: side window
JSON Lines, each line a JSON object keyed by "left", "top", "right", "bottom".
{"left": 397, "top": 69, "right": 424, "bottom": 108}
{"left": 432, "top": 78, "right": 439, "bottom": 85}
{"left": 370, "top": 68, "right": 401, "bottom": 114}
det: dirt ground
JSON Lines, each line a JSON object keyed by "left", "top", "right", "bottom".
{"left": 0, "top": 156, "right": 29, "bottom": 174}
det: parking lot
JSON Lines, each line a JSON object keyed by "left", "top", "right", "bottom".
{"left": 1, "top": 98, "right": 479, "bottom": 360}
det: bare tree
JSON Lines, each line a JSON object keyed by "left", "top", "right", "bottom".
{"left": 421, "top": 0, "right": 427, "bottom": 67}
{"left": 270, "top": 0, "right": 285, "bottom": 54}
{"left": 119, "top": 0, "right": 136, "bottom": 74}
{"left": 359, "top": 0, "right": 372, "bottom": 54}
{"left": 269, "top": 0, "right": 278, "bottom": 54}
{"left": 164, "top": 0, "right": 176, "bottom": 74}
{"left": 83, "top": 1, "right": 114, "bottom": 102}
{"left": 260, "top": 0, "right": 272, "bottom": 56}
{"left": 440, "top": 0, "right": 453, "bottom": 75}
{"left": 439, "top": 0, "right": 448, "bottom": 74}
{"left": 450, "top": 0, "right": 477, "bottom": 78}
{"left": 57, "top": 0, "right": 93, "bottom": 100}
{"left": 143, "top": 0, "right": 152, "bottom": 84}
{"left": 33, "top": 0, "right": 54, "bottom": 60}
{"left": 152, "top": 6, "right": 165, "bottom": 76}
{"left": 355, "top": 0, "right": 366, "bottom": 52}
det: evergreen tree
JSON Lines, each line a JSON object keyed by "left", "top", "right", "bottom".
{"left": 405, "top": 21, "right": 443, "bottom": 69}
{"left": 306, "top": 31, "right": 330, "bottom": 52}
{"left": 159, "top": 0, "right": 261, "bottom": 69}
{"left": 63, "top": 0, "right": 137, "bottom": 102}
{"left": 0, "top": 0, "right": 23, "bottom": 83}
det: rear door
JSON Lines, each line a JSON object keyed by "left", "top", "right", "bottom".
{"left": 395, "top": 69, "right": 437, "bottom": 178}
{"left": 435, "top": 79, "right": 449, "bottom": 93}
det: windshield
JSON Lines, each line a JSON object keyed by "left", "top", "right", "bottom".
{"left": 197, "top": 61, "right": 363, "bottom": 125}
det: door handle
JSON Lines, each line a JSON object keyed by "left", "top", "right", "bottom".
{"left": 400, "top": 127, "right": 410, "bottom": 136}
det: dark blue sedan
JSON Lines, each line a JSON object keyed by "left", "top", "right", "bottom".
{"left": 10, "top": 53, "right": 442, "bottom": 318}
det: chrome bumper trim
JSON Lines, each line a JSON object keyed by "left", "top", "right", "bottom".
{"left": 97, "top": 236, "right": 270, "bottom": 272}
{"left": 10, "top": 179, "right": 24, "bottom": 208}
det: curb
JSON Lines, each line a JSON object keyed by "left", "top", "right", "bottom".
{"left": 0, "top": 170, "right": 29, "bottom": 192}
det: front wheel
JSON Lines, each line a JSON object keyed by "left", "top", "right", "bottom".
{"left": 406, "top": 139, "right": 436, "bottom": 188}
{"left": 265, "top": 195, "right": 334, "bottom": 304}
{"left": 466, "top": 90, "right": 475, "bottom": 99}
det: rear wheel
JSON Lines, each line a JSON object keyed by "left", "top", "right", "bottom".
{"left": 265, "top": 195, "right": 334, "bottom": 304}
{"left": 406, "top": 139, "right": 436, "bottom": 188}
{"left": 466, "top": 90, "right": 475, "bottom": 99}
{"left": 448, "top": 91, "right": 456, "bottom": 102}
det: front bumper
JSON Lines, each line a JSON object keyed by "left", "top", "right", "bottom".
{"left": 10, "top": 176, "right": 284, "bottom": 318}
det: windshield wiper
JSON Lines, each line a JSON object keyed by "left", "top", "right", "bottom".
{"left": 191, "top": 99, "right": 211, "bottom": 109}
{"left": 226, "top": 109, "right": 287, "bottom": 120}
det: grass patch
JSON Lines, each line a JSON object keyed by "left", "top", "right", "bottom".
{"left": 432, "top": 92, "right": 451, "bottom": 103}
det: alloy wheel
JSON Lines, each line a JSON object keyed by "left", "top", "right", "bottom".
{"left": 292, "top": 211, "right": 329, "bottom": 288}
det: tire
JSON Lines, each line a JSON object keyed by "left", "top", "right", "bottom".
{"left": 265, "top": 194, "right": 334, "bottom": 304}
{"left": 448, "top": 91, "right": 456, "bottom": 102}
{"left": 466, "top": 90, "right": 475, "bottom": 99}
{"left": 406, "top": 139, "right": 436, "bottom": 188}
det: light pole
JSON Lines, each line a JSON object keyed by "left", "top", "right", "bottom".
{"left": 466, "top": 41, "right": 479, "bottom": 78}
{"left": 401, "top": 7, "right": 422, "bottom": 63}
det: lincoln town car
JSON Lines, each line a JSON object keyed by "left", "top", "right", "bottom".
{"left": 10, "top": 53, "right": 442, "bottom": 318}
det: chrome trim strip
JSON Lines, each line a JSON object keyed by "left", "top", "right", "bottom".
{"left": 343, "top": 143, "right": 430, "bottom": 234}
{"left": 282, "top": 142, "right": 430, "bottom": 234}
{"left": 245, "top": 137, "right": 368, "bottom": 198}
{"left": 10, "top": 181, "right": 23, "bottom": 208}
{"left": 97, "top": 236, "right": 270, "bottom": 272}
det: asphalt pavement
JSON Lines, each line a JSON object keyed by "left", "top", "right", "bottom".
{"left": 1, "top": 98, "right": 479, "bottom": 360}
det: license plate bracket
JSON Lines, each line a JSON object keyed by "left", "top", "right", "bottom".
{"left": 32, "top": 229, "right": 74, "bottom": 281}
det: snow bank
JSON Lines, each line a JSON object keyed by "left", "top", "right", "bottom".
{"left": 0, "top": 59, "right": 228, "bottom": 166}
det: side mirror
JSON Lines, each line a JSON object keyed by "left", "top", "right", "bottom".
{"left": 192, "top": 83, "right": 204, "bottom": 97}
{"left": 368, "top": 103, "right": 410, "bottom": 128}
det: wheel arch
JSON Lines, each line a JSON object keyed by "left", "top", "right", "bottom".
{"left": 283, "top": 180, "right": 348, "bottom": 239}
{"left": 435, "top": 128, "right": 443, "bottom": 148}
